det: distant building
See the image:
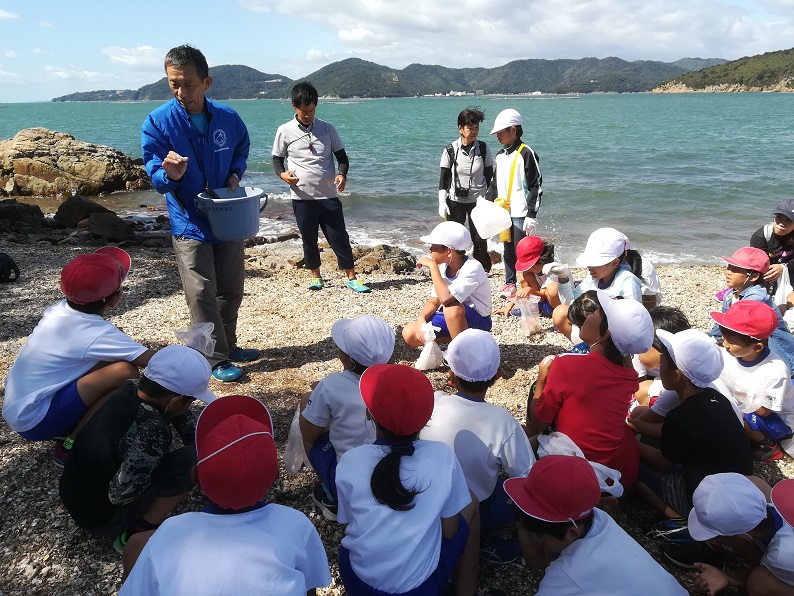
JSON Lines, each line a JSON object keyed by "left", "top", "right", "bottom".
{"left": 475, "top": 89, "right": 484, "bottom": 95}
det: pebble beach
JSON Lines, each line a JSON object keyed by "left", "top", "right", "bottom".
{"left": 1, "top": 239, "right": 792, "bottom": 595}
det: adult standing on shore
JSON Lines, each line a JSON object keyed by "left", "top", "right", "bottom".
{"left": 141, "top": 45, "right": 260, "bottom": 383}
{"left": 272, "top": 82, "right": 370, "bottom": 293}
{"left": 438, "top": 108, "right": 494, "bottom": 273}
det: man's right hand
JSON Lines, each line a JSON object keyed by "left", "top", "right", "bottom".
{"left": 280, "top": 170, "right": 300, "bottom": 185}
{"left": 162, "top": 151, "right": 188, "bottom": 181}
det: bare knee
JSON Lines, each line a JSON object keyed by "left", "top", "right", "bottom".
{"left": 402, "top": 322, "right": 424, "bottom": 347}
{"left": 747, "top": 565, "right": 794, "bottom": 596}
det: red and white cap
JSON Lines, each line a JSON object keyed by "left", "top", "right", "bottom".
{"left": 504, "top": 455, "right": 601, "bottom": 523}
{"left": 360, "top": 364, "right": 434, "bottom": 436}
{"left": 195, "top": 394, "right": 278, "bottom": 511}
{"left": 710, "top": 300, "right": 778, "bottom": 340}
{"left": 60, "top": 246, "right": 131, "bottom": 304}
{"left": 771, "top": 478, "right": 794, "bottom": 528}
{"left": 515, "top": 236, "right": 545, "bottom": 273}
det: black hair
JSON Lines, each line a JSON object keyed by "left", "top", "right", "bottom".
{"left": 138, "top": 375, "right": 179, "bottom": 399}
{"left": 650, "top": 306, "right": 690, "bottom": 333}
{"left": 656, "top": 342, "right": 681, "bottom": 375}
{"left": 457, "top": 107, "right": 485, "bottom": 128}
{"left": 567, "top": 290, "right": 599, "bottom": 328}
{"left": 291, "top": 81, "right": 319, "bottom": 107}
{"left": 66, "top": 287, "right": 122, "bottom": 314}
{"left": 164, "top": 45, "right": 209, "bottom": 79}
{"left": 538, "top": 242, "right": 555, "bottom": 267}
{"left": 347, "top": 359, "right": 369, "bottom": 376}
{"left": 720, "top": 326, "right": 769, "bottom": 347}
{"left": 623, "top": 249, "right": 647, "bottom": 285}
{"left": 516, "top": 506, "right": 594, "bottom": 540}
{"left": 370, "top": 424, "right": 424, "bottom": 511}
{"left": 514, "top": 125, "right": 523, "bottom": 139}
{"left": 457, "top": 376, "right": 497, "bottom": 394}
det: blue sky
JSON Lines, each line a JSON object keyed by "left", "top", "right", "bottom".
{"left": 1, "top": 0, "right": 792, "bottom": 102}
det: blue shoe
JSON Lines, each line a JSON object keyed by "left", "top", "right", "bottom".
{"left": 480, "top": 536, "right": 521, "bottom": 565}
{"left": 228, "top": 347, "right": 261, "bottom": 363}
{"left": 347, "top": 278, "right": 371, "bottom": 293}
{"left": 308, "top": 277, "right": 324, "bottom": 290}
{"left": 211, "top": 361, "right": 243, "bottom": 382}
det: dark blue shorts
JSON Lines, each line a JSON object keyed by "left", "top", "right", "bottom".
{"left": 480, "top": 479, "right": 516, "bottom": 536}
{"left": 339, "top": 515, "right": 469, "bottom": 595}
{"left": 18, "top": 380, "right": 87, "bottom": 441}
{"left": 307, "top": 432, "right": 339, "bottom": 501}
{"left": 431, "top": 304, "right": 492, "bottom": 339}
{"left": 744, "top": 411, "right": 793, "bottom": 441}
{"left": 538, "top": 298, "right": 553, "bottom": 317}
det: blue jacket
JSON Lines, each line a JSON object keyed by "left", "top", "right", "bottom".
{"left": 141, "top": 98, "right": 250, "bottom": 242}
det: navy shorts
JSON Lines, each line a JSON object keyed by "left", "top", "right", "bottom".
{"left": 339, "top": 515, "right": 469, "bottom": 596}
{"left": 431, "top": 304, "right": 492, "bottom": 339}
{"left": 18, "top": 380, "right": 87, "bottom": 441}
{"left": 307, "top": 432, "right": 339, "bottom": 501}
{"left": 745, "top": 411, "right": 793, "bottom": 441}
{"left": 480, "top": 479, "right": 515, "bottom": 536}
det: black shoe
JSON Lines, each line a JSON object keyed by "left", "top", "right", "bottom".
{"left": 312, "top": 483, "right": 338, "bottom": 521}
{"left": 645, "top": 518, "right": 694, "bottom": 543}
{"left": 661, "top": 542, "right": 727, "bottom": 569}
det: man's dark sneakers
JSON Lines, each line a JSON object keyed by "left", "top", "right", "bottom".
{"left": 228, "top": 348, "right": 261, "bottom": 363}
{"left": 211, "top": 361, "right": 243, "bottom": 382}
{"left": 480, "top": 536, "right": 521, "bottom": 565}
{"left": 312, "top": 482, "right": 338, "bottom": 522}
{"left": 645, "top": 518, "right": 694, "bottom": 543}
{"left": 661, "top": 542, "right": 728, "bottom": 569}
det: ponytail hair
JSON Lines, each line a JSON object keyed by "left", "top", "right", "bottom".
{"left": 623, "top": 249, "right": 647, "bottom": 285}
{"left": 370, "top": 425, "right": 424, "bottom": 511}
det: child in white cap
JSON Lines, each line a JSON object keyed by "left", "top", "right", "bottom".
{"left": 421, "top": 329, "right": 535, "bottom": 566}
{"left": 59, "top": 345, "right": 216, "bottom": 553}
{"left": 402, "top": 221, "right": 492, "bottom": 347}
{"left": 637, "top": 329, "right": 754, "bottom": 537}
{"left": 526, "top": 290, "right": 654, "bottom": 490}
{"left": 661, "top": 473, "right": 794, "bottom": 596}
{"left": 300, "top": 315, "right": 395, "bottom": 521}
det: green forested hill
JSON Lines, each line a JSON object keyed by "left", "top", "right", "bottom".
{"left": 663, "top": 48, "right": 794, "bottom": 90}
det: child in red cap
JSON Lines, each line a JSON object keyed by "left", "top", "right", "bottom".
{"left": 493, "top": 236, "right": 562, "bottom": 318}
{"left": 505, "top": 455, "right": 686, "bottom": 595}
{"left": 2, "top": 247, "right": 154, "bottom": 464}
{"left": 708, "top": 246, "right": 794, "bottom": 373}
{"left": 121, "top": 394, "right": 331, "bottom": 594}
{"left": 335, "top": 364, "right": 481, "bottom": 596}
{"left": 713, "top": 300, "right": 794, "bottom": 462}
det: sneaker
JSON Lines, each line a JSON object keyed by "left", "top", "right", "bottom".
{"left": 753, "top": 440, "right": 784, "bottom": 462}
{"left": 228, "top": 347, "right": 261, "bottom": 363}
{"left": 499, "top": 284, "right": 516, "bottom": 298}
{"left": 312, "top": 483, "right": 338, "bottom": 521}
{"left": 113, "top": 530, "right": 129, "bottom": 555}
{"left": 646, "top": 518, "right": 694, "bottom": 543}
{"left": 661, "top": 542, "right": 728, "bottom": 570}
{"left": 347, "top": 278, "right": 371, "bottom": 293}
{"left": 211, "top": 361, "right": 243, "bottom": 383}
{"left": 308, "top": 277, "right": 324, "bottom": 290}
{"left": 480, "top": 536, "right": 521, "bottom": 565}
{"left": 52, "top": 438, "right": 72, "bottom": 467}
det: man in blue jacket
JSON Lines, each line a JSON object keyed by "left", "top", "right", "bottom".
{"left": 141, "top": 45, "right": 258, "bottom": 383}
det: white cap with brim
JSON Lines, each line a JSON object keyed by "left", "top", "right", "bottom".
{"left": 331, "top": 315, "right": 395, "bottom": 367}
{"left": 489, "top": 108, "right": 522, "bottom": 135}
{"left": 687, "top": 473, "right": 767, "bottom": 541}
{"left": 596, "top": 289, "right": 654, "bottom": 356}
{"left": 420, "top": 221, "right": 472, "bottom": 251}
{"left": 143, "top": 345, "right": 217, "bottom": 403}
{"left": 575, "top": 227, "right": 628, "bottom": 267}
{"left": 445, "top": 329, "right": 500, "bottom": 382}
{"left": 656, "top": 329, "right": 724, "bottom": 388}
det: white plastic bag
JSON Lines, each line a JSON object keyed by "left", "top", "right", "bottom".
{"left": 515, "top": 296, "right": 542, "bottom": 336}
{"left": 471, "top": 197, "right": 512, "bottom": 238}
{"left": 284, "top": 405, "right": 309, "bottom": 476}
{"left": 173, "top": 322, "right": 216, "bottom": 356}
{"left": 415, "top": 322, "right": 445, "bottom": 371}
{"left": 536, "top": 431, "right": 624, "bottom": 497}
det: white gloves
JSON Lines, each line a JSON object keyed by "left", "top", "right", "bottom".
{"left": 542, "top": 262, "right": 571, "bottom": 282}
{"left": 523, "top": 217, "right": 538, "bottom": 234}
{"left": 438, "top": 190, "right": 449, "bottom": 219}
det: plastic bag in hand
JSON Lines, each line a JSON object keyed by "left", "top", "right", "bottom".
{"left": 284, "top": 405, "right": 309, "bottom": 476}
{"left": 415, "top": 321, "right": 445, "bottom": 370}
{"left": 537, "top": 431, "right": 623, "bottom": 497}
{"left": 173, "top": 322, "right": 216, "bottom": 356}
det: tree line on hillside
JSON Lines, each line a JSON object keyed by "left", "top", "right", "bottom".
{"left": 665, "top": 48, "right": 794, "bottom": 90}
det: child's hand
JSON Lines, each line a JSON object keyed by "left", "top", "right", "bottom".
{"left": 514, "top": 286, "right": 532, "bottom": 299}
{"left": 692, "top": 563, "right": 731, "bottom": 595}
{"left": 416, "top": 256, "right": 436, "bottom": 270}
{"left": 493, "top": 305, "right": 511, "bottom": 317}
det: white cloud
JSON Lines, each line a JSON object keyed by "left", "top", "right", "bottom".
{"left": 0, "top": 9, "right": 19, "bottom": 20}
{"left": 101, "top": 45, "right": 164, "bottom": 72}
{"left": 44, "top": 65, "right": 118, "bottom": 82}
{"left": 305, "top": 49, "right": 328, "bottom": 62}
{"left": 4, "top": 50, "right": 17, "bottom": 58}
{"left": 32, "top": 47, "right": 49, "bottom": 55}
{"left": 0, "top": 65, "right": 17, "bottom": 78}
{"left": 38, "top": 21, "right": 55, "bottom": 28}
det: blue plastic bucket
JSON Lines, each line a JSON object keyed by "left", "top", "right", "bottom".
{"left": 195, "top": 187, "right": 268, "bottom": 241}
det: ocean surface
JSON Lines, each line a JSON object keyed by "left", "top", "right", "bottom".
{"left": 2, "top": 93, "right": 792, "bottom": 265}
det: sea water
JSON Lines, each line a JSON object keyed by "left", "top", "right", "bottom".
{"left": 1, "top": 93, "right": 792, "bottom": 265}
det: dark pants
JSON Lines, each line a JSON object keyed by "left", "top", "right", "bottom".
{"left": 502, "top": 217, "right": 527, "bottom": 286}
{"left": 292, "top": 198, "right": 355, "bottom": 272}
{"left": 446, "top": 199, "right": 491, "bottom": 273}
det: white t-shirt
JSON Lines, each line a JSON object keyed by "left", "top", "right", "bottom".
{"left": 632, "top": 355, "right": 659, "bottom": 379}
{"left": 272, "top": 116, "right": 344, "bottom": 201}
{"left": 431, "top": 257, "right": 492, "bottom": 317}
{"left": 420, "top": 391, "right": 534, "bottom": 501}
{"left": 650, "top": 379, "right": 744, "bottom": 423}
{"left": 301, "top": 370, "right": 374, "bottom": 460}
{"left": 720, "top": 348, "right": 794, "bottom": 429}
{"left": 572, "top": 264, "right": 643, "bottom": 302}
{"left": 641, "top": 258, "right": 663, "bottom": 304}
{"left": 537, "top": 509, "right": 687, "bottom": 595}
{"left": 763, "top": 519, "right": 794, "bottom": 586}
{"left": 2, "top": 300, "right": 148, "bottom": 432}
{"left": 336, "top": 440, "right": 471, "bottom": 593}
{"left": 120, "top": 504, "right": 331, "bottom": 595}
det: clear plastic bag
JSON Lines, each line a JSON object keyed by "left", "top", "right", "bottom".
{"left": 284, "top": 405, "right": 309, "bottom": 476}
{"left": 173, "top": 322, "right": 216, "bottom": 356}
{"left": 515, "top": 296, "right": 542, "bottom": 336}
{"left": 415, "top": 322, "right": 445, "bottom": 371}
{"left": 537, "top": 431, "right": 624, "bottom": 497}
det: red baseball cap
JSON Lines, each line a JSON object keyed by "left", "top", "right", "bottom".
{"left": 504, "top": 455, "right": 601, "bottom": 522}
{"left": 60, "top": 247, "right": 131, "bottom": 304}
{"left": 360, "top": 364, "right": 434, "bottom": 436}
{"left": 710, "top": 300, "right": 778, "bottom": 340}
{"left": 515, "top": 236, "right": 545, "bottom": 273}
{"left": 721, "top": 247, "right": 770, "bottom": 275}
{"left": 195, "top": 395, "right": 278, "bottom": 511}
{"left": 771, "top": 479, "right": 794, "bottom": 528}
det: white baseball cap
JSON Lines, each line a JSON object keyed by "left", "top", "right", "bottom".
{"left": 576, "top": 228, "right": 628, "bottom": 267}
{"left": 420, "top": 221, "right": 472, "bottom": 251}
{"left": 596, "top": 290, "right": 654, "bottom": 356}
{"left": 656, "top": 329, "right": 724, "bottom": 388}
{"left": 489, "top": 109, "right": 522, "bottom": 135}
{"left": 688, "top": 473, "right": 768, "bottom": 541}
{"left": 143, "top": 345, "right": 217, "bottom": 403}
{"left": 445, "top": 329, "right": 500, "bottom": 382}
{"left": 331, "top": 315, "right": 395, "bottom": 367}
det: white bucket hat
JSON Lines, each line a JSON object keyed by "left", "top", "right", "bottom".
{"left": 489, "top": 109, "right": 522, "bottom": 135}
{"left": 576, "top": 228, "right": 628, "bottom": 267}
{"left": 331, "top": 315, "right": 395, "bottom": 367}
{"left": 420, "top": 221, "right": 472, "bottom": 251}
{"left": 445, "top": 329, "right": 500, "bottom": 382}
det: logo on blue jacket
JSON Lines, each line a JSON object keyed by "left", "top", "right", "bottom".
{"left": 213, "top": 129, "right": 227, "bottom": 148}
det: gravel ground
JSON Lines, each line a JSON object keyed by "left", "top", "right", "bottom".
{"left": 0, "top": 239, "right": 791, "bottom": 595}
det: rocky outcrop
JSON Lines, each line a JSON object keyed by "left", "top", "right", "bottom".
{"left": 652, "top": 79, "right": 794, "bottom": 93}
{"left": 0, "top": 128, "right": 151, "bottom": 198}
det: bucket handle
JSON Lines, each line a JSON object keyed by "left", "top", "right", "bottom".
{"left": 259, "top": 193, "right": 268, "bottom": 214}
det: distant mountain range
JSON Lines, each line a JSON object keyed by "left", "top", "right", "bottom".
{"left": 51, "top": 56, "right": 726, "bottom": 102}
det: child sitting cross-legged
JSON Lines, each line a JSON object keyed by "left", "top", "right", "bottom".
{"left": 711, "top": 300, "right": 794, "bottom": 462}
{"left": 120, "top": 394, "right": 332, "bottom": 594}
